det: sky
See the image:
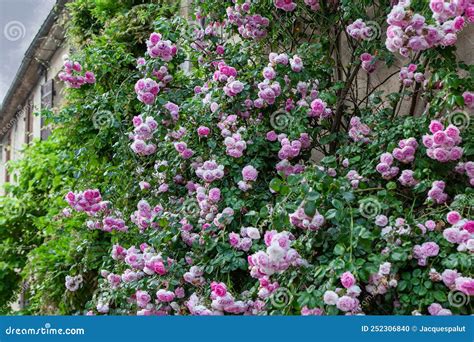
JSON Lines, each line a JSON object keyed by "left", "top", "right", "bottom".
{"left": 0, "top": 0, "right": 56, "bottom": 104}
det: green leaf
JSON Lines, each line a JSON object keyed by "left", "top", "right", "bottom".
{"left": 433, "top": 291, "right": 447, "bottom": 302}
{"left": 334, "top": 244, "right": 345, "bottom": 256}
{"left": 304, "top": 201, "right": 317, "bottom": 217}
{"left": 269, "top": 178, "right": 282, "bottom": 192}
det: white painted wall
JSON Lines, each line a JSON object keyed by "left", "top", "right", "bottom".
{"left": 0, "top": 44, "right": 69, "bottom": 194}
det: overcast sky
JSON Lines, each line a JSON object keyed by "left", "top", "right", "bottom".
{"left": 0, "top": 0, "right": 56, "bottom": 104}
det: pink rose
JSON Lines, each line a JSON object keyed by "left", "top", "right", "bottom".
{"left": 455, "top": 277, "right": 474, "bottom": 296}
{"left": 211, "top": 282, "right": 227, "bottom": 297}
{"left": 446, "top": 211, "right": 461, "bottom": 225}
{"left": 463, "top": 221, "right": 474, "bottom": 234}
{"left": 429, "top": 120, "right": 444, "bottom": 134}
{"left": 340, "top": 271, "right": 356, "bottom": 288}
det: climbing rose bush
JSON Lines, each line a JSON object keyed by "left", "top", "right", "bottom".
{"left": 56, "top": 0, "right": 473, "bottom": 316}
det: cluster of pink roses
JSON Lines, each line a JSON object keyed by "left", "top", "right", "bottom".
{"left": 385, "top": 1, "right": 470, "bottom": 57}
{"left": 455, "top": 161, "right": 474, "bottom": 186}
{"left": 289, "top": 206, "right": 325, "bottom": 231}
{"left": 348, "top": 116, "right": 371, "bottom": 143}
{"left": 130, "top": 114, "right": 158, "bottom": 156}
{"left": 134, "top": 288, "right": 182, "bottom": 315}
{"left": 223, "top": 78, "right": 245, "bottom": 97}
{"left": 163, "top": 102, "right": 180, "bottom": 123}
{"left": 277, "top": 135, "right": 301, "bottom": 160}
{"left": 152, "top": 65, "right": 173, "bottom": 87}
{"left": 209, "top": 282, "right": 248, "bottom": 314}
{"left": 290, "top": 55, "right": 304, "bottom": 72}
{"left": 88, "top": 215, "right": 128, "bottom": 233}
{"left": 439, "top": 268, "right": 474, "bottom": 296}
{"left": 174, "top": 141, "right": 194, "bottom": 159}
{"left": 229, "top": 227, "right": 260, "bottom": 251}
{"left": 273, "top": 0, "right": 321, "bottom": 12}
{"left": 217, "top": 114, "right": 239, "bottom": 137}
{"left": 423, "top": 120, "right": 463, "bottom": 162}
{"left": 274, "top": 0, "right": 296, "bottom": 12}
{"left": 399, "top": 64, "right": 425, "bottom": 87}
{"left": 429, "top": 0, "right": 474, "bottom": 23}
{"left": 323, "top": 272, "right": 362, "bottom": 313}
{"left": 428, "top": 303, "right": 453, "bottom": 316}
{"left": 376, "top": 153, "right": 400, "bottom": 180}
{"left": 156, "top": 289, "right": 176, "bottom": 302}
{"left": 182, "top": 266, "right": 205, "bottom": 286}
{"left": 238, "top": 165, "right": 258, "bottom": 191}
{"left": 224, "top": 132, "right": 247, "bottom": 157}
{"left": 309, "top": 98, "right": 332, "bottom": 119}
{"left": 65, "top": 275, "right": 83, "bottom": 292}
{"left": 65, "top": 189, "right": 107, "bottom": 216}
{"left": 346, "top": 170, "right": 363, "bottom": 189}
{"left": 213, "top": 207, "right": 235, "bottom": 229}
{"left": 134, "top": 78, "right": 160, "bottom": 105}
{"left": 413, "top": 241, "right": 440, "bottom": 266}
{"left": 427, "top": 180, "right": 448, "bottom": 204}
{"left": 256, "top": 80, "right": 282, "bottom": 107}
{"left": 186, "top": 288, "right": 264, "bottom": 315}
{"left": 58, "top": 57, "right": 95, "bottom": 88}
{"left": 248, "top": 230, "right": 305, "bottom": 279}
{"left": 146, "top": 32, "right": 177, "bottom": 61}
{"left": 443, "top": 211, "right": 473, "bottom": 252}
{"left": 415, "top": 219, "right": 437, "bottom": 235}
{"left": 130, "top": 199, "right": 163, "bottom": 232}
{"left": 380, "top": 217, "right": 411, "bottom": 237}
{"left": 398, "top": 169, "right": 419, "bottom": 187}
{"left": 360, "top": 53, "right": 377, "bottom": 73}
{"left": 195, "top": 185, "right": 221, "bottom": 222}
{"left": 346, "top": 19, "right": 376, "bottom": 40}
{"left": 257, "top": 276, "right": 280, "bottom": 299}
{"left": 393, "top": 137, "right": 418, "bottom": 163}
{"left": 226, "top": 3, "right": 269, "bottom": 40}
{"left": 275, "top": 159, "right": 305, "bottom": 177}
{"left": 195, "top": 160, "right": 225, "bottom": 183}
{"left": 366, "top": 263, "right": 398, "bottom": 296}
{"left": 213, "top": 61, "right": 238, "bottom": 83}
